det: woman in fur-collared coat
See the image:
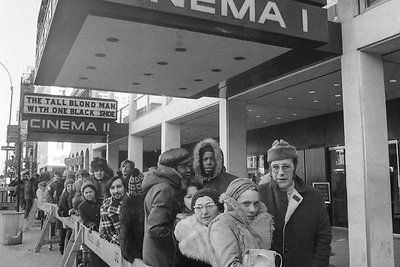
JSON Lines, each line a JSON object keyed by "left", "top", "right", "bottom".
{"left": 208, "top": 178, "right": 274, "bottom": 267}
{"left": 174, "top": 188, "right": 222, "bottom": 267}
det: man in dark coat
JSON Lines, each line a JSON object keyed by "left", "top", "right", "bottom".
{"left": 23, "top": 171, "right": 35, "bottom": 219}
{"left": 193, "top": 138, "right": 237, "bottom": 194}
{"left": 258, "top": 140, "right": 332, "bottom": 267}
{"left": 142, "top": 148, "right": 191, "bottom": 267}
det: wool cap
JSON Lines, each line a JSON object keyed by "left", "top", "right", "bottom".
{"left": 191, "top": 188, "right": 223, "bottom": 212}
{"left": 81, "top": 181, "right": 97, "bottom": 195}
{"left": 267, "top": 139, "right": 298, "bottom": 163}
{"left": 64, "top": 178, "right": 75, "bottom": 188}
{"left": 158, "top": 148, "right": 191, "bottom": 167}
{"left": 223, "top": 178, "right": 256, "bottom": 201}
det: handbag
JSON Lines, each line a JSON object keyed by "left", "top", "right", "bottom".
{"left": 243, "top": 249, "right": 282, "bottom": 267}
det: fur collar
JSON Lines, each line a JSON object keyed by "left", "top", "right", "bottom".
{"left": 193, "top": 138, "right": 223, "bottom": 182}
{"left": 174, "top": 215, "right": 219, "bottom": 267}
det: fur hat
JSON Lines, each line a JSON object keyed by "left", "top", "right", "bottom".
{"left": 64, "top": 178, "right": 75, "bottom": 188}
{"left": 267, "top": 139, "right": 298, "bottom": 163}
{"left": 75, "top": 169, "right": 90, "bottom": 178}
{"left": 191, "top": 188, "right": 223, "bottom": 212}
{"left": 90, "top": 157, "right": 110, "bottom": 172}
{"left": 81, "top": 181, "right": 97, "bottom": 195}
{"left": 158, "top": 148, "right": 191, "bottom": 167}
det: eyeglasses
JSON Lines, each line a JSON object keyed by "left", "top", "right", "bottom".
{"left": 193, "top": 202, "right": 217, "bottom": 212}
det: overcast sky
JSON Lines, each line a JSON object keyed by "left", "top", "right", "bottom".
{"left": 0, "top": 0, "right": 42, "bottom": 172}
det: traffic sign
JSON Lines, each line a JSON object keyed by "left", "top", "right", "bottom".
{"left": 1, "top": 146, "right": 15, "bottom": 151}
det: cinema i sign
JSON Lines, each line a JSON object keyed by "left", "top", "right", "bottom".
{"left": 23, "top": 93, "right": 117, "bottom": 120}
{"left": 109, "top": 0, "right": 328, "bottom": 44}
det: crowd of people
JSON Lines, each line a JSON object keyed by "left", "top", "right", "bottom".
{"left": 17, "top": 138, "right": 332, "bottom": 267}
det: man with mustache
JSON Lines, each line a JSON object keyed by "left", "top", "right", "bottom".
{"left": 99, "top": 176, "right": 127, "bottom": 245}
{"left": 258, "top": 140, "right": 332, "bottom": 267}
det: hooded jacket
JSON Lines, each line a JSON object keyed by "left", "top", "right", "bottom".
{"left": 142, "top": 164, "right": 183, "bottom": 267}
{"left": 258, "top": 176, "right": 331, "bottom": 267}
{"left": 174, "top": 215, "right": 218, "bottom": 267}
{"left": 193, "top": 138, "right": 237, "bottom": 194}
{"left": 208, "top": 194, "right": 274, "bottom": 267}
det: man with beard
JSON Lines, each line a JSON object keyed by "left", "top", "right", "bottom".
{"left": 142, "top": 148, "right": 191, "bottom": 267}
{"left": 193, "top": 138, "right": 237, "bottom": 194}
{"left": 99, "top": 176, "right": 127, "bottom": 245}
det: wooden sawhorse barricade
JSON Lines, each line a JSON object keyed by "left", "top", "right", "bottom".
{"left": 35, "top": 202, "right": 148, "bottom": 267}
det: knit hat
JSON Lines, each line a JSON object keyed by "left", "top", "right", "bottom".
{"left": 64, "top": 178, "right": 75, "bottom": 188}
{"left": 191, "top": 188, "right": 223, "bottom": 212}
{"left": 222, "top": 178, "right": 256, "bottom": 201}
{"left": 63, "top": 169, "right": 74, "bottom": 177}
{"left": 199, "top": 145, "right": 214, "bottom": 157}
{"left": 267, "top": 139, "right": 298, "bottom": 163}
{"left": 158, "top": 148, "right": 191, "bottom": 167}
{"left": 81, "top": 181, "right": 97, "bottom": 195}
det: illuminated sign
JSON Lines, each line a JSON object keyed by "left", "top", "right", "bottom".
{"left": 108, "top": 0, "right": 328, "bottom": 43}
{"left": 28, "top": 117, "right": 112, "bottom": 135}
{"left": 23, "top": 93, "right": 117, "bottom": 120}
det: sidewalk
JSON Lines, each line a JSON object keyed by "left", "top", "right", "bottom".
{"left": 0, "top": 223, "right": 62, "bottom": 267}
{"left": 330, "top": 227, "right": 400, "bottom": 267}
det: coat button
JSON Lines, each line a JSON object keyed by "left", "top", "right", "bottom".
{"left": 284, "top": 248, "right": 289, "bottom": 253}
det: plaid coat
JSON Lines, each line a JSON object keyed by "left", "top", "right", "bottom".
{"left": 99, "top": 196, "right": 122, "bottom": 245}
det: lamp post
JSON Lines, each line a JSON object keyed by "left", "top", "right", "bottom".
{"left": 0, "top": 62, "right": 14, "bottom": 164}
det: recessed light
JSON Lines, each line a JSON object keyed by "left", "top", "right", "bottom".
{"left": 333, "top": 83, "right": 341, "bottom": 87}
{"left": 86, "top": 66, "right": 97, "bottom": 70}
{"left": 287, "top": 97, "right": 294, "bottom": 100}
{"left": 256, "top": 115, "right": 261, "bottom": 118}
{"left": 334, "top": 94, "right": 341, "bottom": 98}
{"left": 95, "top": 53, "right": 106, "bottom": 57}
{"left": 212, "top": 69, "right": 222, "bottom": 72}
{"left": 292, "top": 113, "right": 297, "bottom": 116}
{"left": 308, "top": 90, "right": 316, "bottom": 94}
{"left": 79, "top": 77, "right": 88, "bottom": 80}
{"left": 175, "top": 48, "right": 187, "bottom": 52}
{"left": 389, "top": 79, "right": 398, "bottom": 83}
{"left": 157, "top": 61, "right": 168, "bottom": 65}
{"left": 106, "top": 37, "right": 119, "bottom": 42}
{"left": 248, "top": 109, "right": 253, "bottom": 112}
{"left": 234, "top": 56, "right": 246, "bottom": 61}
{"left": 336, "top": 102, "right": 342, "bottom": 105}
{"left": 313, "top": 100, "right": 319, "bottom": 103}
{"left": 132, "top": 82, "right": 141, "bottom": 85}
{"left": 262, "top": 120, "right": 267, "bottom": 123}
{"left": 194, "top": 79, "right": 203, "bottom": 82}
{"left": 144, "top": 73, "right": 153, "bottom": 76}
{"left": 179, "top": 87, "right": 187, "bottom": 90}
{"left": 276, "top": 117, "right": 282, "bottom": 120}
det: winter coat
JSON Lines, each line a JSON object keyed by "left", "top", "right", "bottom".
{"left": 87, "top": 174, "right": 112, "bottom": 204}
{"left": 208, "top": 195, "right": 274, "bottom": 267}
{"left": 142, "top": 164, "right": 183, "bottom": 267}
{"left": 193, "top": 138, "right": 237, "bottom": 194}
{"left": 174, "top": 215, "right": 217, "bottom": 267}
{"left": 119, "top": 194, "right": 145, "bottom": 263}
{"left": 58, "top": 190, "right": 74, "bottom": 217}
{"left": 78, "top": 199, "right": 101, "bottom": 231}
{"left": 258, "top": 176, "right": 332, "bottom": 267}
{"left": 24, "top": 178, "right": 36, "bottom": 200}
{"left": 44, "top": 179, "right": 64, "bottom": 204}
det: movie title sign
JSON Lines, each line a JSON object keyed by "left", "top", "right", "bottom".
{"left": 108, "top": 0, "right": 328, "bottom": 44}
{"left": 23, "top": 93, "right": 117, "bottom": 120}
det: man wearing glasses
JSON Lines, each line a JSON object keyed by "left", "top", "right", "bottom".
{"left": 258, "top": 140, "right": 332, "bottom": 267}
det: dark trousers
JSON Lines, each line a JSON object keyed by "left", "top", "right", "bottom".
{"left": 24, "top": 199, "right": 34, "bottom": 219}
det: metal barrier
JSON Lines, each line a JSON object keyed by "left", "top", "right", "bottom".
{"left": 34, "top": 202, "right": 148, "bottom": 267}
